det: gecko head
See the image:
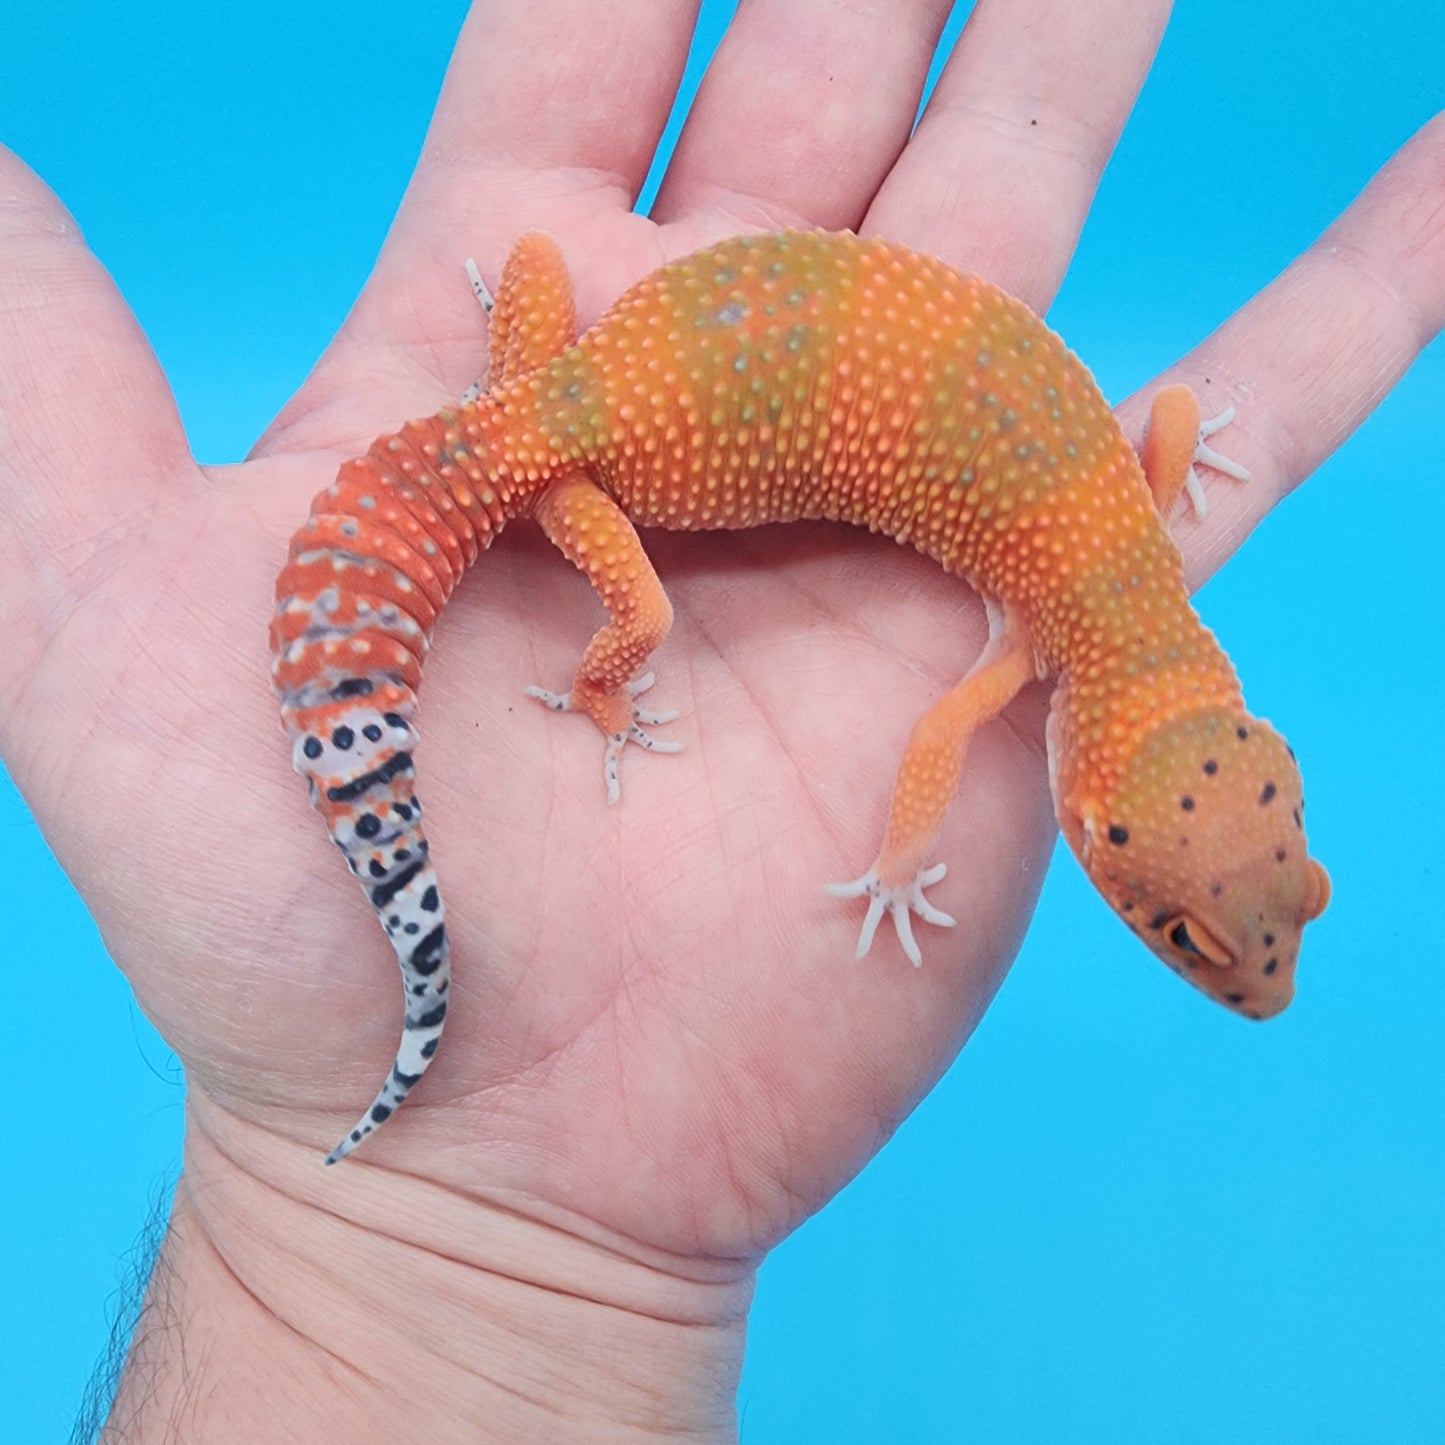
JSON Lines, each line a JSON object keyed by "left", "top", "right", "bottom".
{"left": 1086, "top": 708, "right": 1330, "bottom": 1020}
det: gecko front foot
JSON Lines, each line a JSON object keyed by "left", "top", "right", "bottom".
{"left": 823, "top": 862, "right": 957, "bottom": 967}
{"left": 525, "top": 671, "right": 682, "bottom": 804}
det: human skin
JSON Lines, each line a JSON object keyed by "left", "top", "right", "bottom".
{"left": 3, "top": 2, "right": 1443, "bottom": 1440}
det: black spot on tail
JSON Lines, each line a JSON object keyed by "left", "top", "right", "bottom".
{"left": 410, "top": 923, "right": 447, "bottom": 976}
{"left": 370, "top": 858, "right": 424, "bottom": 909}
{"left": 327, "top": 751, "right": 414, "bottom": 803}
{"left": 331, "top": 677, "right": 374, "bottom": 700}
{"left": 410, "top": 1000, "right": 447, "bottom": 1031}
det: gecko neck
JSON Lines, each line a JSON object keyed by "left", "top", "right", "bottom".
{"left": 1049, "top": 571, "right": 1245, "bottom": 812}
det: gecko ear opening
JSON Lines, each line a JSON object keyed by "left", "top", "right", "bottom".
{"left": 1162, "top": 914, "right": 1235, "bottom": 970}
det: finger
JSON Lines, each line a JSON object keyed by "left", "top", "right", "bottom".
{"left": 1118, "top": 111, "right": 1445, "bottom": 588}
{"left": 867, "top": 0, "right": 1173, "bottom": 309}
{"left": 649, "top": 0, "right": 955, "bottom": 236}
{"left": 262, "top": 0, "right": 701, "bottom": 455}
{"left": 0, "top": 147, "right": 193, "bottom": 701}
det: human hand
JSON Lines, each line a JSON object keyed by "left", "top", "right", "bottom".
{"left": 4, "top": 1, "right": 1441, "bottom": 1439}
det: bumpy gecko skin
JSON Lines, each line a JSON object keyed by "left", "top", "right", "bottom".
{"left": 272, "top": 230, "right": 1329, "bottom": 1162}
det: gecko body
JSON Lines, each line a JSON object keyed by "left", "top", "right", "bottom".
{"left": 271, "top": 231, "right": 1329, "bottom": 1162}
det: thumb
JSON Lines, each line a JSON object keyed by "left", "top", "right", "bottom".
{"left": 0, "top": 146, "right": 195, "bottom": 727}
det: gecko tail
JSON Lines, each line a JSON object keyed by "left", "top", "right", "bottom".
{"left": 268, "top": 702, "right": 452, "bottom": 1164}
{"left": 318, "top": 760, "right": 452, "bottom": 1164}
{"left": 324, "top": 925, "right": 450, "bottom": 1164}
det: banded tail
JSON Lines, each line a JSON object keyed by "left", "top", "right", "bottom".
{"left": 270, "top": 409, "right": 513, "bottom": 1162}
{"left": 270, "top": 234, "right": 578, "bottom": 1160}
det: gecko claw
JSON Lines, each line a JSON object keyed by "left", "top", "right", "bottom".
{"left": 823, "top": 862, "right": 956, "bottom": 967}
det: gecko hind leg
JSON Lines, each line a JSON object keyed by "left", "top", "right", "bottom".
{"left": 825, "top": 599, "right": 1037, "bottom": 967}
{"left": 526, "top": 474, "right": 682, "bottom": 804}
{"left": 462, "top": 232, "right": 578, "bottom": 402}
{"left": 1139, "top": 384, "right": 1252, "bottom": 520}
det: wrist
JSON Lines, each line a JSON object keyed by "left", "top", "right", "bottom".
{"left": 109, "top": 1100, "right": 754, "bottom": 1442}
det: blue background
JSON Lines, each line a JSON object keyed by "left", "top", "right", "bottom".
{"left": 3, "top": 3, "right": 1441, "bottom": 1440}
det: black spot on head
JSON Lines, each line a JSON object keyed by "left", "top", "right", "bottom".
{"left": 331, "top": 677, "right": 374, "bottom": 700}
{"left": 332, "top": 726, "right": 355, "bottom": 750}
{"left": 1203, "top": 759, "right": 1218, "bottom": 776}
{"left": 1263, "top": 957, "right": 1279, "bottom": 976}
{"left": 1150, "top": 911, "right": 1170, "bottom": 931}
{"left": 1122, "top": 900, "right": 1135, "bottom": 913}
{"left": 395, "top": 847, "right": 411, "bottom": 861}
{"left": 1237, "top": 726, "right": 1249, "bottom": 741}
{"left": 404, "top": 922, "right": 419, "bottom": 935}
{"left": 369, "top": 859, "right": 387, "bottom": 878}
{"left": 1108, "top": 825, "right": 1130, "bottom": 846}
{"left": 384, "top": 712, "right": 409, "bottom": 730}
{"left": 1181, "top": 796, "right": 1195, "bottom": 811}
{"left": 394, "top": 803, "right": 413, "bottom": 822}
{"left": 1226, "top": 992, "right": 1246, "bottom": 1005}
{"left": 1259, "top": 782, "right": 1277, "bottom": 805}
{"left": 303, "top": 736, "right": 324, "bottom": 760}
{"left": 1211, "top": 882, "right": 1223, "bottom": 897}
{"left": 363, "top": 723, "right": 383, "bottom": 742}
{"left": 1276, "top": 848, "right": 1287, "bottom": 863}
{"left": 369, "top": 1103, "right": 392, "bottom": 1124}
{"left": 1293, "top": 807, "right": 1303, "bottom": 830}
{"left": 355, "top": 812, "right": 381, "bottom": 839}
{"left": 421, "top": 885, "right": 439, "bottom": 912}
{"left": 1263, "top": 933, "right": 1276, "bottom": 948}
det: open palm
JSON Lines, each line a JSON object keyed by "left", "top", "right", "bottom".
{"left": 3, "top": 0, "right": 1440, "bottom": 1283}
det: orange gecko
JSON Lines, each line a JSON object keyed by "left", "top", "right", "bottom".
{"left": 271, "top": 230, "right": 1330, "bottom": 1163}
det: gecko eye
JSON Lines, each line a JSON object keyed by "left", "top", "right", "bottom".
{"left": 1162, "top": 914, "right": 1235, "bottom": 969}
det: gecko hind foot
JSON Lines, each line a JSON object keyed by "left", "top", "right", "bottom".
{"left": 823, "top": 862, "right": 956, "bottom": 968}
{"left": 525, "top": 671, "right": 682, "bottom": 804}
{"left": 1184, "top": 406, "right": 1252, "bottom": 519}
